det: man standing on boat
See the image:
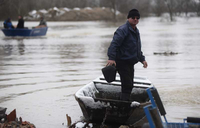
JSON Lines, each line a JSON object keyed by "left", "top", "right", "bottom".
{"left": 107, "top": 9, "right": 148, "bottom": 101}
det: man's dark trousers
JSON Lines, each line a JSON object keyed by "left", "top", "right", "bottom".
{"left": 116, "top": 60, "right": 135, "bottom": 101}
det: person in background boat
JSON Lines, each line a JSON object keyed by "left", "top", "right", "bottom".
{"left": 107, "top": 9, "right": 148, "bottom": 101}
{"left": 36, "top": 16, "right": 47, "bottom": 28}
{"left": 17, "top": 16, "right": 24, "bottom": 28}
{"left": 3, "top": 18, "right": 14, "bottom": 29}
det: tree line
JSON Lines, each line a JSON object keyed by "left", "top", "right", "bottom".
{"left": 0, "top": 0, "right": 200, "bottom": 21}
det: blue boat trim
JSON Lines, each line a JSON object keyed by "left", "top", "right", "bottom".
{"left": 1, "top": 27, "right": 48, "bottom": 37}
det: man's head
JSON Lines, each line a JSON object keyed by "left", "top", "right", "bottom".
{"left": 127, "top": 9, "right": 140, "bottom": 29}
{"left": 18, "top": 16, "right": 23, "bottom": 19}
{"left": 40, "top": 16, "right": 45, "bottom": 21}
{"left": 127, "top": 9, "right": 140, "bottom": 19}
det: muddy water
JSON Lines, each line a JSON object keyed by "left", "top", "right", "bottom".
{"left": 0, "top": 17, "right": 200, "bottom": 127}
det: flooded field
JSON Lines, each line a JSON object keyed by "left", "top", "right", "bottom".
{"left": 0, "top": 17, "right": 200, "bottom": 127}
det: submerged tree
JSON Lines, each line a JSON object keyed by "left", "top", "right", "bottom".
{"left": 164, "top": 0, "right": 175, "bottom": 21}
{"left": 152, "top": 0, "right": 166, "bottom": 16}
{"left": 193, "top": 0, "right": 200, "bottom": 16}
{"left": 183, "top": 0, "right": 192, "bottom": 16}
{"left": 99, "top": 0, "right": 118, "bottom": 20}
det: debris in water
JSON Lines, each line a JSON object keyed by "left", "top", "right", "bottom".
{"left": 0, "top": 107, "right": 36, "bottom": 128}
{"left": 66, "top": 114, "right": 72, "bottom": 126}
{"left": 66, "top": 114, "right": 93, "bottom": 128}
{"left": 69, "top": 121, "right": 93, "bottom": 128}
{"left": 153, "top": 51, "right": 178, "bottom": 56}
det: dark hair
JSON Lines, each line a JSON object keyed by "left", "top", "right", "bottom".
{"left": 127, "top": 9, "right": 140, "bottom": 19}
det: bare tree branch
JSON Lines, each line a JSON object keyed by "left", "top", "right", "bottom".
{"left": 164, "top": 0, "right": 174, "bottom": 21}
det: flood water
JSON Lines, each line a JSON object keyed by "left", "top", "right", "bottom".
{"left": 0, "top": 17, "right": 200, "bottom": 128}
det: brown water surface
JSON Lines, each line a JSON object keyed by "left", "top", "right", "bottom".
{"left": 0, "top": 18, "right": 200, "bottom": 127}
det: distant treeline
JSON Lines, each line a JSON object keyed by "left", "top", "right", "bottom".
{"left": 0, "top": 0, "right": 200, "bottom": 21}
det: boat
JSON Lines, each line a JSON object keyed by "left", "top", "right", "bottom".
{"left": 1, "top": 27, "right": 48, "bottom": 37}
{"left": 75, "top": 74, "right": 154, "bottom": 125}
{"left": 144, "top": 87, "right": 200, "bottom": 128}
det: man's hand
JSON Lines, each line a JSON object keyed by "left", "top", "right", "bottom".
{"left": 142, "top": 61, "right": 148, "bottom": 68}
{"left": 107, "top": 60, "right": 116, "bottom": 66}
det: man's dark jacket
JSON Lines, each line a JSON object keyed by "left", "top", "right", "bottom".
{"left": 108, "top": 21, "right": 145, "bottom": 64}
{"left": 17, "top": 19, "right": 24, "bottom": 28}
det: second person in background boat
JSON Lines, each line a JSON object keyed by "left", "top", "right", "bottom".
{"left": 36, "top": 16, "right": 47, "bottom": 28}
{"left": 3, "top": 18, "right": 14, "bottom": 29}
{"left": 17, "top": 15, "right": 24, "bottom": 29}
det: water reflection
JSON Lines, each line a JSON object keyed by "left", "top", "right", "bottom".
{"left": 18, "top": 39, "right": 25, "bottom": 55}
{"left": 2, "top": 44, "right": 13, "bottom": 55}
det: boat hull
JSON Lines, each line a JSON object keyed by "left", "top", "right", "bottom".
{"left": 76, "top": 95, "right": 150, "bottom": 124}
{"left": 1, "top": 27, "right": 48, "bottom": 37}
{"left": 75, "top": 75, "right": 154, "bottom": 125}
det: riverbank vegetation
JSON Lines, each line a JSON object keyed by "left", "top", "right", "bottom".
{"left": 0, "top": 0, "right": 200, "bottom": 21}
